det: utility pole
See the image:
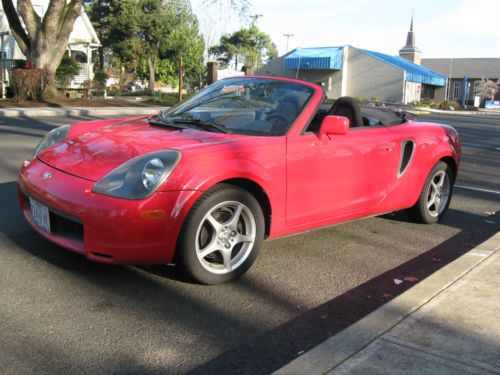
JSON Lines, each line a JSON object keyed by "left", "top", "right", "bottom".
{"left": 179, "top": 56, "right": 184, "bottom": 102}
{"left": 250, "top": 14, "right": 263, "bottom": 26}
{"left": 283, "top": 33, "right": 294, "bottom": 52}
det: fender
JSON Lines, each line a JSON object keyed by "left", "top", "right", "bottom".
{"left": 409, "top": 136, "right": 458, "bottom": 207}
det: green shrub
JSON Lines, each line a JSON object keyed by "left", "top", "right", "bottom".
{"left": 145, "top": 92, "right": 193, "bottom": 106}
{"left": 439, "top": 100, "right": 463, "bottom": 110}
{"left": 120, "top": 89, "right": 153, "bottom": 96}
{"left": 354, "top": 96, "right": 369, "bottom": 105}
{"left": 93, "top": 70, "right": 108, "bottom": 88}
{"left": 56, "top": 55, "right": 80, "bottom": 87}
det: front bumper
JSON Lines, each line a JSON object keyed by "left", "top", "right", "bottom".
{"left": 18, "top": 158, "right": 201, "bottom": 265}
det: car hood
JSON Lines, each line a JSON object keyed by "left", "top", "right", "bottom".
{"left": 37, "top": 117, "right": 247, "bottom": 181}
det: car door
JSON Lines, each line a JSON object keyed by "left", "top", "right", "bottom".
{"left": 286, "top": 126, "right": 399, "bottom": 228}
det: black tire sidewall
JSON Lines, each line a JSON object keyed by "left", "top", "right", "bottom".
{"left": 410, "top": 161, "right": 453, "bottom": 224}
{"left": 176, "top": 185, "right": 265, "bottom": 284}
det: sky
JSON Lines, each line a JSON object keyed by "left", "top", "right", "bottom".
{"left": 191, "top": 0, "right": 500, "bottom": 58}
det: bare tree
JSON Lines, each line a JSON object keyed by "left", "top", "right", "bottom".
{"left": 477, "top": 77, "right": 498, "bottom": 100}
{"left": 2, "top": 0, "right": 84, "bottom": 90}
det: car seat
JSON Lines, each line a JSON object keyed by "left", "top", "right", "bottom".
{"left": 266, "top": 95, "right": 300, "bottom": 133}
{"left": 329, "top": 97, "right": 364, "bottom": 127}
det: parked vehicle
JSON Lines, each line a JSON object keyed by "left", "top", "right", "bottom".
{"left": 18, "top": 76, "right": 461, "bottom": 284}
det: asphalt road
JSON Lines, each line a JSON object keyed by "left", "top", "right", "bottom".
{"left": 0, "top": 113, "right": 499, "bottom": 375}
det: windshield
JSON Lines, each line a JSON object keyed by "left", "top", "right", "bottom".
{"left": 161, "top": 77, "right": 315, "bottom": 136}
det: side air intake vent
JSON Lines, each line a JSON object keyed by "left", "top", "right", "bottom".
{"left": 398, "top": 140, "right": 415, "bottom": 178}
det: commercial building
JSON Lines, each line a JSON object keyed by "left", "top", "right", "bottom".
{"left": 257, "top": 17, "right": 499, "bottom": 105}
{"left": 420, "top": 58, "right": 500, "bottom": 105}
{"left": 256, "top": 44, "right": 446, "bottom": 104}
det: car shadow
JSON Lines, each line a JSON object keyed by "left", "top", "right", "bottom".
{"left": 2, "top": 175, "right": 499, "bottom": 374}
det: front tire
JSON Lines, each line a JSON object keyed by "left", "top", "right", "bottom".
{"left": 175, "top": 184, "right": 265, "bottom": 284}
{"left": 407, "top": 161, "right": 454, "bottom": 224}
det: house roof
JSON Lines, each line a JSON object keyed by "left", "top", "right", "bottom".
{"left": 359, "top": 48, "right": 446, "bottom": 86}
{"left": 421, "top": 58, "right": 500, "bottom": 79}
{"left": 284, "top": 47, "right": 343, "bottom": 70}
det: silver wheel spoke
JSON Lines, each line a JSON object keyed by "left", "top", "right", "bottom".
{"left": 221, "top": 249, "right": 232, "bottom": 271}
{"left": 431, "top": 181, "right": 439, "bottom": 192}
{"left": 434, "top": 172, "right": 445, "bottom": 188}
{"left": 207, "top": 214, "right": 222, "bottom": 232}
{"left": 235, "top": 234, "right": 253, "bottom": 245}
{"left": 199, "top": 241, "right": 220, "bottom": 259}
{"left": 225, "top": 204, "right": 243, "bottom": 228}
{"left": 427, "top": 196, "right": 436, "bottom": 209}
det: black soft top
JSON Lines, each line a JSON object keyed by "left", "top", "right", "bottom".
{"left": 360, "top": 106, "right": 408, "bottom": 126}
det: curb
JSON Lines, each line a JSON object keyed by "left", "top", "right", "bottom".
{"left": 273, "top": 231, "right": 500, "bottom": 375}
{"left": 0, "top": 106, "right": 163, "bottom": 118}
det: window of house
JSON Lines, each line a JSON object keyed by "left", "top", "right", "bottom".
{"left": 473, "top": 80, "right": 481, "bottom": 96}
{"left": 453, "top": 82, "right": 460, "bottom": 100}
{"left": 73, "top": 51, "right": 88, "bottom": 64}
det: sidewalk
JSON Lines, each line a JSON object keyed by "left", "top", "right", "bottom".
{"left": 413, "top": 107, "right": 500, "bottom": 116}
{"left": 275, "top": 231, "right": 500, "bottom": 375}
{"left": 0, "top": 106, "right": 163, "bottom": 118}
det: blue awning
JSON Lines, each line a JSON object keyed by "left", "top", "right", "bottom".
{"left": 359, "top": 49, "right": 446, "bottom": 86}
{"left": 284, "top": 47, "right": 343, "bottom": 70}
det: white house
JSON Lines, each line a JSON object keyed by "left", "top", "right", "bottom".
{"left": 0, "top": 1, "right": 100, "bottom": 89}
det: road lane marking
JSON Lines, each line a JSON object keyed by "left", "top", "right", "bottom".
{"left": 455, "top": 185, "right": 500, "bottom": 195}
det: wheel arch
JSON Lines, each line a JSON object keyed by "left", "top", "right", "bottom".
{"left": 216, "top": 178, "right": 272, "bottom": 238}
{"left": 440, "top": 156, "right": 457, "bottom": 182}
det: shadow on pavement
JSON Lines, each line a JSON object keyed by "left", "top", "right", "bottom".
{"left": 2, "top": 172, "right": 499, "bottom": 374}
{"left": 187, "top": 209, "right": 500, "bottom": 375}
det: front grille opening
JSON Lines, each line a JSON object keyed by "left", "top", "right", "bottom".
{"left": 398, "top": 140, "right": 414, "bottom": 177}
{"left": 49, "top": 211, "right": 84, "bottom": 240}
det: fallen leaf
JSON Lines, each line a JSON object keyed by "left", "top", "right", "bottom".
{"left": 382, "top": 293, "right": 393, "bottom": 300}
{"left": 404, "top": 276, "right": 419, "bottom": 282}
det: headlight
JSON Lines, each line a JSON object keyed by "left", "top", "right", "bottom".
{"left": 33, "top": 125, "right": 70, "bottom": 158}
{"left": 92, "top": 150, "right": 181, "bottom": 199}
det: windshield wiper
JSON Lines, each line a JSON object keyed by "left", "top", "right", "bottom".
{"left": 147, "top": 116, "right": 187, "bottom": 130}
{"left": 172, "top": 119, "right": 228, "bottom": 134}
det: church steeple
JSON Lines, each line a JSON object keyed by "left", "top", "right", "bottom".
{"left": 399, "top": 14, "right": 422, "bottom": 65}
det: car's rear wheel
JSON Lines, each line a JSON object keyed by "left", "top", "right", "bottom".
{"left": 175, "top": 184, "right": 264, "bottom": 284}
{"left": 407, "top": 161, "right": 453, "bottom": 224}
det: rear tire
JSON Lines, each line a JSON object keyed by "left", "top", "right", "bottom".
{"left": 407, "top": 161, "right": 453, "bottom": 224}
{"left": 175, "top": 184, "right": 264, "bottom": 284}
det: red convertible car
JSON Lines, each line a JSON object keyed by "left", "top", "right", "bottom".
{"left": 18, "top": 76, "right": 461, "bottom": 284}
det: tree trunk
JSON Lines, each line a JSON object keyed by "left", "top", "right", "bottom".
{"left": 2, "top": 0, "right": 84, "bottom": 97}
{"left": 99, "top": 47, "right": 105, "bottom": 70}
{"left": 147, "top": 56, "right": 156, "bottom": 92}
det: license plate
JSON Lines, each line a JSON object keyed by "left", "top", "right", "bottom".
{"left": 29, "top": 198, "right": 51, "bottom": 233}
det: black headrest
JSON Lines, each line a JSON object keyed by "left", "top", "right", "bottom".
{"left": 329, "top": 97, "right": 363, "bottom": 127}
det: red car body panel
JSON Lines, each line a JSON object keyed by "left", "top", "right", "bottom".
{"left": 18, "top": 76, "right": 461, "bottom": 264}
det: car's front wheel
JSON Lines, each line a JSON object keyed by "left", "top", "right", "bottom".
{"left": 407, "top": 161, "right": 454, "bottom": 224}
{"left": 175, "top": 184, "right": 264, "bottom": 284}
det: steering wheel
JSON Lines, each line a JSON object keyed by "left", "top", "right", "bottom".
{"left": 266, "top": 113, "right": 292, "bottom": 133}
{"left": 266, "top": 113, "right": 291, "bottom": 124}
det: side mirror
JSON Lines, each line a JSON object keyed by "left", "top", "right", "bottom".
{"left": 319, "top": 116, "right": 350, "bottom": 136}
